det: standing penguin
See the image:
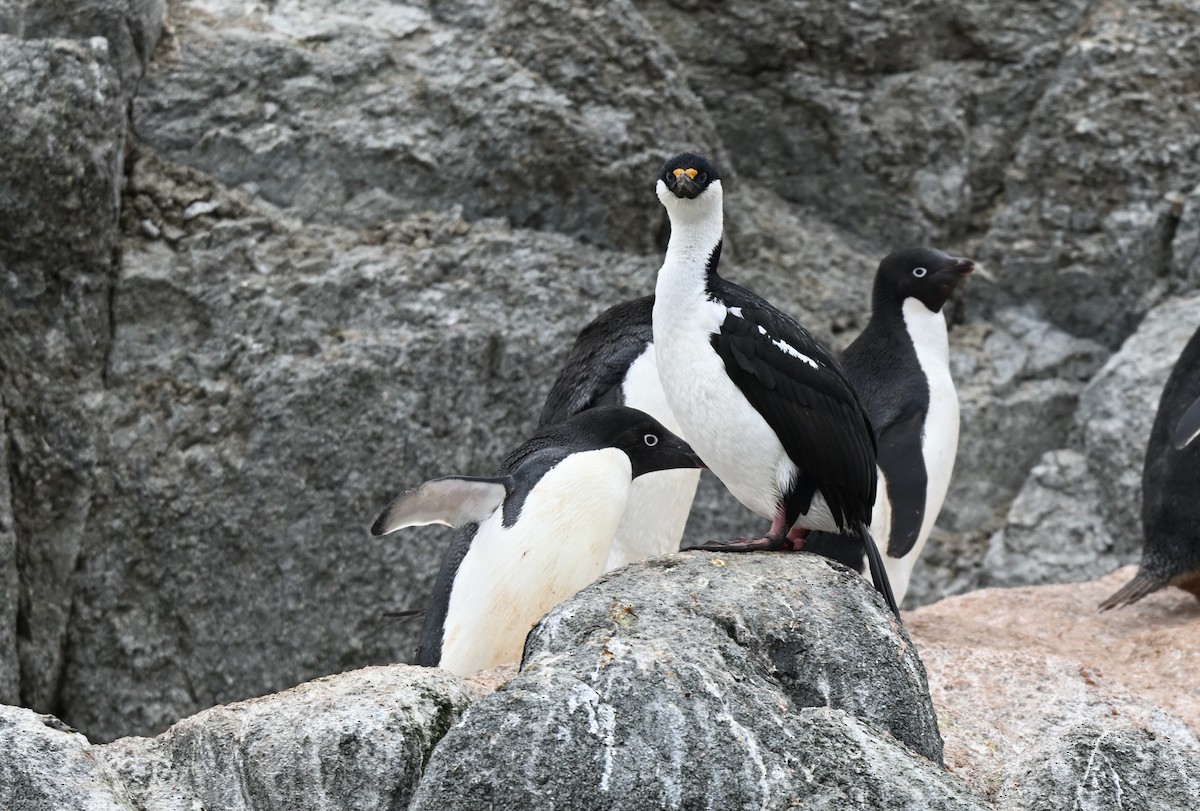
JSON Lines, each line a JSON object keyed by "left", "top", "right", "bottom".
{"left": 650, "top": 152, "right": 898, "bottom": 616}
{"left": 1101, "top": 324, "right": 1200, "bottom": 610}
{"left": 538, "top": 296, "right": 702, "bottom": 571}
{"left": 804, "top": 248, "right": 975, "bottom": 606}
{"left": 371, "top": 406, "right": 703, "bottom": 675}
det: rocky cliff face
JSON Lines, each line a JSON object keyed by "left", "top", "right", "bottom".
{"left": 1, "top": 0, "right": 1198, "bottom": 747}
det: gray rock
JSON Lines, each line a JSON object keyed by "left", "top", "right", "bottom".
{"left": 634, "top": 0, "right": 1093, "bottom": 246}
{"left": 410, "top": 553, "right": 974, "bottom": 810}
{"left": 994, "top": 723, "right": 1200, "bottom": 811}
{"left": 980, "top": 0, "right": 1200, "bottom": 346}
{"left": 0, "top": 0, "right": 166, "bottom": 98}
{"left": 0, "top": 34, "right": 126, "bottom": 712}
{"left": 5, "top": 0, "right": 1200, "bottom": 744}
{"left": 97, "top": 665, "right": 477, "bottom": 811}
{"left": 985, "top": 293, "right": 1200, "bottom": 588}
{"left": 131, "top": 0, "right": 717, "bottom": 251}
{"left": 0, "top": 705, "right": 134, "bottom": 811}
{"left": 983, "top": 450, "right": 1109, "bottom": 588}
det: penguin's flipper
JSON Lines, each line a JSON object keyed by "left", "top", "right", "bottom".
{"left": 874, "top": 408, "right": 927, "bottom": 559}
{"left": 1098, "top": 568, "right": 1167, "bottom": 611}
{"left": 860, "top": 521, "right": 901, "bottom": 619}
{"left": 1172, "top": 395, "right": 1200, "bottom": 450}
{"left": 370, "top": 475, "right": 513, "bottom": 536}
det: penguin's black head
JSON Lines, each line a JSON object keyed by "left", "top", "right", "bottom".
{"left": 573, "top": 406, "right": 705, "bottom": 479}
{"left": 658, "top": 152, "right": 720, "bottom": 200}
{"left": 874, "top": 247, "right": 975, "bottom": 313}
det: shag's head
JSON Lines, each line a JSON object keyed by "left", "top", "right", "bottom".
{"left": 656, "top": 152, "right": 723, "bottom": 222}
{"left": 875, "top": 247, "right": 976, "bottom": 313}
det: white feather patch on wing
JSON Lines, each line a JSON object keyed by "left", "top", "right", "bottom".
{"left": 370, "top": 477, "right": 508, "bottom": 536}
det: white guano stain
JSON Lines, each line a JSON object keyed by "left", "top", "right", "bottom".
{"left": 566, "top": 683, "right": 618, "bottom": 792}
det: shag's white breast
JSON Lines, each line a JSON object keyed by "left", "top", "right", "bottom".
{"left": 652, "top": 289, "right": 793, "bottom": 522}
{"left": 437, "top": 449, "right": 631, "bottom": 675}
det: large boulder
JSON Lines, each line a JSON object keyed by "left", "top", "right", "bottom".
{"left": 409, "top": 553, "right": 981, "bottom": 809}
{"left": 0, "top": 706, "right": 134, "bottom": 811}
{"left": 994, "top": 723, "right": 1200, "bottom": 811}
{"left": 0, "top": 33, "right": 126, "bottom": 711}
{"left": 97, "top": 665, "right": 477, "bottom": 811}
{"left": 1, "top": 664, "right": 479, "bottom": 811}
{"left": 908, "top": 567, "right": 1200, "bottom": 800}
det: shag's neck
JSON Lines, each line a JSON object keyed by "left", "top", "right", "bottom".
{"left": 658, "top": 184, "right": 725, "bottom": 297}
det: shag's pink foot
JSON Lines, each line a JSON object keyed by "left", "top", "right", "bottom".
{"left": 685, "top": 535, "right": 792, "bottom": 552}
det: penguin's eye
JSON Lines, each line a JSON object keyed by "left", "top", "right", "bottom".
{"left": 912, "top": 267, "right": 928, "bottom": 278}
{"left": 643, "top": 434, "right": 659, "bottom": 447}
{"left": 695, "top": 172, "right": 707, "bottom": 184}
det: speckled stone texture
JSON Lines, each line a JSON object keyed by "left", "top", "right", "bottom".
{"left": 4, "top": 0, "right": 1200, "bottom": 743}
{"left": 908, "top": 567, "right": 1200, "bottom": 799}
{"left": 409, "top": 553, "right": 980, "bottom": 810}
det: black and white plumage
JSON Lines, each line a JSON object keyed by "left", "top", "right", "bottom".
{"left": 538, "top": 296, "right": 702, "bottom": 570}
{"left": 370, "top": 406, "right": 703, "bottom": 675}
{"left": 805, "top": 248, "right": 975, "bottom": 605}
{"left": 650, "top": 152, "right": 898, "bottom": 616}
{"left": 1101, "top": 324, "right": 1200, "bottom": 610}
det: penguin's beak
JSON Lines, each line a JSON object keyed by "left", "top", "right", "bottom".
{"left": 948, "top": 258, "right": 976, "bottom": 277}
{"left": 954, "top": 257, "right": 996, "bottom": 282}
{"left": 666, "top": 168, "right": 702, "bottom": 199}
{"left": 640, "top": 435, "right": 707, "bottom": 477}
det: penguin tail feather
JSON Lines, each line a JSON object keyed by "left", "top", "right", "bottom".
{"left": 859, "top": 521, "right": 901, "bottom": 620}
{"left": 1098, "top": 569, "right": 1165, "bottom": 611}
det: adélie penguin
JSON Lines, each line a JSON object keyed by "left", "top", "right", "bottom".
{"left": 650, "top": 152, "right": 899, "bottom": 617}
{"left": 538, "top": 296, "right": 702, "bottom": 571}
{"left": 370, "top": 406, "right": 704, "bottom": 675}
{"left": 1101, "top": 323, "right": 1200, "bottom": 610}
{"left": 805, "top": 247, "right": 975, "bottom": 606}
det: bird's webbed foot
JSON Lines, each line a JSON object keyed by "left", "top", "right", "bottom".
{"left": 685, "top": 535, "right": 794, "bottom": 552}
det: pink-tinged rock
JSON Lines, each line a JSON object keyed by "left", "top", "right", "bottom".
{"left": 907, "top": 566, "right": 1200, "bottom": 795}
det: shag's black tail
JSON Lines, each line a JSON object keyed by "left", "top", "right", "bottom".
{"left": 1098, "top": 569, "right": 1165, "bottom": 611}
{"left": 860, "top": 521, "right": 900, "bottom": 619}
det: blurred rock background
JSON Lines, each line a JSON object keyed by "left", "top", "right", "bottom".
{"left": 1, "top": 0, "right": 1198, "bottom": 742}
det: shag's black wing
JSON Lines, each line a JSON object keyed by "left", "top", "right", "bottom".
{"left": 709, "top": 279, "right": 877, "bottom": 531}
{"left": 538, "top": 297, "right": 655, "bottom": 427}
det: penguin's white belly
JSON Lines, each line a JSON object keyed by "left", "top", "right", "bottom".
{"left": 437, "top": 450, "right": 631, "bottom": 676}
{"left": 653, "top": 297, "right": 792, "bottom": 522}
{"left": 604, "top": 344, "right": 701, "bottom": 570}
{"left": 881, "top": 301, "right": 960, "bottom": 603}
